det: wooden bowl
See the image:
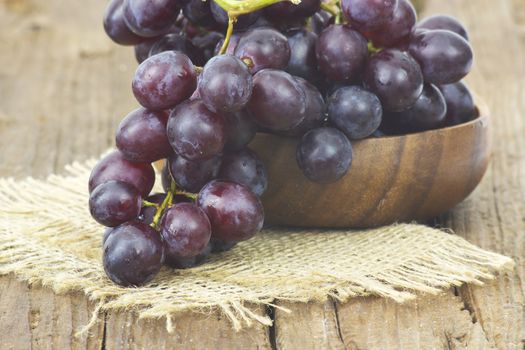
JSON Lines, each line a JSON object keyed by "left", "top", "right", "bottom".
{"left": 250, "top": 100, "right": 491, "bottom": 228}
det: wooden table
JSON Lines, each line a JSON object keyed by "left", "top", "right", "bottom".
{"left": 0, "top": 0, "right": 523, "bottom": 349}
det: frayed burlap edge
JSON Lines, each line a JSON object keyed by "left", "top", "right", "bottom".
{"left": 0, "top": 158, "right": 515, "bottom": 335}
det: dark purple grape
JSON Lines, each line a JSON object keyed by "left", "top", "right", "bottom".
{"left": 116, "top": 108, "right": 171, "bottom": 163}
{"left": 264, "top": 0, "right": 321, "bottom": 21}
{"left": 123, "top": 0, "right": 180, "bottom": 38}
{"left": 283, "top": 77, "right": 325, "bottom": 136}
{"left": 416, "top": 15, "right": 469, "bottom": 41}
{"left": 140, "top": 193, "right": 166, "bottom": 225}
{"left": 103, "top": 221, "right": 164, "bottom": 286}
{"left": 183, "top": 0, "right": 216, "bottom": 28}
{"left": 210, "top": 1, "right": 261, "bottom": 30}
{"left": 210, "top": 238, "right": 237, "bottom": 253}
{"left": 438, "top": 81, "right": 476, "bottom": 126}
{"left": 247, "top": 69, "right": 306, "bottom": 131}
{"left": 103, "top": 227, "right": 113, "bottom": 244}
{"left": 364, "top": 49, "right": 424, "bottom": 112}
{"left": 167, "top": 100, "right": 226, "bottom": 160}
{"left": 327, "top": 86, "right": 382, "bottom": 140}
{"left": 149, "top": 33, "right": 206, "bottom": 66}
{"left": 234, "top": 27, "right": 291, "bottom": 74}
{"left": 364, "top": 0, "right": 416, "bottom": 48}
{"left": 132, "top": 51, "right": 197, "bottom": 111}
{"left": 192, "top": 31, "right": 224, "bottom": 62}
{"left": 311, "top": 10, "right": 335, "bottom": 36}
{"left": 160, "top": 203, "right": 212, "bottom": 267}
{"left": 383, "top": 84, "right": 447, "bottom": 133}
{"left": 104, "top": 0, "right": 146, "bottom": 45}
{"left": 198, "top": 55, "right": 253, "bottom": 113}
{"left": 218, "top": 148, "right": 267, "bottom": 196}
{"left": 161, "top": 162, "right": 172, "bottom": 192}
{"left": 165, "top": 241, "right": 212, "bottom": 268}
{"left": 197, "top": 181, "right": 264, "bottom": 242}
{"left": 409, "top": 30, "right": 473, "bottom": 85}
{"left": 286, "top": 29, "right": 319, "bottom": 83}
{"left": 341, "top": 0, "right": 398, "bottom": 30}
{"left": 296, "top": 127, "right": 353, "bottom": 184}
{"left": 135, "top": 37, "right": 160, "bottom": 63}
{"left": 89, "top": 150, "right": 155, "bottom": 197}
{"left": 224, "top": 110, "right": 257, "bottom": 152}
{"left": 89, "top": 181, "right": 142, "bottom": 227}
{"left": 169, "top": 153, "right": 222, "bottom": 192}
{"left": 315, "top": 25, "right": 368, "bottom": 83}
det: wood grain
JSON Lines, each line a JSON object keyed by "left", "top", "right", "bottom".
{"left": 0, "top": 0, "right": 523, "bottom": 349}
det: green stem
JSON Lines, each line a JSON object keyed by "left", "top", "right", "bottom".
{"left": 219, "top": 16, "right": 236, "bottom": 55}
{"left": 151, "top": 182, "right": 176, "bottom": 230}
{"left": 142, "top": 200, "right": 159, "bottom": 208}
{"left": 320, "top": 2, "right": 339, "bottom": 18}
{"left": 213, "top": 0, "right": 300, "bottom": 16}
{"left": 176, "top": 190, "right": 198, "bottom": 201}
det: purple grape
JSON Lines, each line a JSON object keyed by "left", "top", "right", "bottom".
{"left": 167, "top": 99, "right": 226, "bottom": 160}
{"left": 409, "top": 30, "right": 473, "bottom": 85}
{"left": 116, "top": 108, "right": 171, "bottom": 163}
{"left": 183, "top": 0, "right": 216, "bottom": 28}
{"left": 89, "top": 181, "right": 142, "bottom": 227}
{"left": 218, "top": 148, "right": 268, "bottom": 196}
{"left": 197, "top": 181, "right": 264, "bottom": 242}
{"left": 286, "top": 29, "right": 319, "bottom": 83}
{"left": 210, "top": 1, "right": 261, "bottom": 30}
{"left": 234, "top": 27, "right": 291, "bottom": 74}
{"left": 224, "top": 110, "right": 257, "bottom": 152}
{"left": 438, "top": 81, "right": 476, "bottom": 126}
{"left": 416, "top": 15, "right": 469, "bottom": 41}
{"left": 161, "top": 162, "right": 172, "bottom": 192}
{"left": 282, "top": 77, "right": 325, "bottom": 136}
{"left": 315, "top": 25, "right": 368, "bottom": 83}
{"left": 192, "top": 31, "right": 224, "bottom": 62}
{"left": 132, "top": 51, "right": 197, "bottom": 111}
{"left": 134, "top": 37, "right": 160, "bottom": 63}
{"left": 103, "top": 227, "right": 113, "bottom": 244}
{"left": 198, "top": 55, "right": 253, "bottom": 113}
{"left": 160, "top": 203, "right": 212, "bottom": 267}
{"left": 169, "top": 153, "right": 222, "bottom": 192}
{"left": 140, "top": 193, "right": 166, "bottom": 225}
{"left": 341, "top": 0, "right": 398, "bottom": 30}
{"left": 247, "top": 69, "right": 306, "bottom": 131}
{"left": 363, "top": 49, "right": 424, "bottom": 112}
{"left": 89, "top": 150, "right": 155, "bottom": 197}
{"left": 210, "top": 238, "right": 237, "bottom": 253}
{"left": 364, "top": 0, "right": 416, "bottom": 48}
{"left": 214, "top": 32, "right": 241, "bottom": 56}
{"left": 383, "top": 84, "right": 447, "bottom": 133}
{"left": 311, "top": 10, "right": 335, "bottom": 36}
{"left": 165, "top": 241, "right": 212, "bottom": 268}
{"left": 149, "top": 33, "right": 206, "bottom": 66}
{"left": 103, "top": 221, "right": 164, "bottom": 286}
{"left": 123, "top": 0, "right": 180, "bottom": 38}
{"left": 296, "top": 127, "right": 353, "bottom": 184}
{"left": 264, "top": 0, "right": 321, "bottom": 21}
{"left": 327, "top": 86, "right": 382, "bottom": 140}
{"left": 104, "top": 0, "right": 146, "bottom": 45}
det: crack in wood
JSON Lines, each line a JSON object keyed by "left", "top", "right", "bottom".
{"left": 332, "top": 300, "right": 348, "bottom": 350}
{"left": 267, "top": 305, "right": 278, "bottom": 350}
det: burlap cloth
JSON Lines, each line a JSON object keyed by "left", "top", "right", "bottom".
{"left": 0, "top": 157, "right": 514, "bottom": 334}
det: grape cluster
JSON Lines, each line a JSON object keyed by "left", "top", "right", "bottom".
{"left": 97, "top": 0, "right": 476, "bottom": 286}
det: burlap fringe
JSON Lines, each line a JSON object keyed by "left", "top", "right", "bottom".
{"left": 0, "top": 158, "right": 515, "bottom": 334}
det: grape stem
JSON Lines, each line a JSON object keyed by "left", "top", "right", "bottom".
{"left": 320, "top": 3, "right": 339, "bottom": 19}
{"left": 142, "top": 200, "right": 159, "bottom": 208}
{"left": 213, "top": 0, "right": 301, "bottom": 16}
{"left": 218, "top": 16, "right": 236, "bottom": 55}
{"left": 176, "top": 190, "right": 198, "bottom": 200}
{"left": 151, "top": 181, "right": 176, "bottom": 230}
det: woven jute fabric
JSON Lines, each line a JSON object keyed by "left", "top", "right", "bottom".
{"left": 0, "top": 158, "right": 515, "bottom": 333}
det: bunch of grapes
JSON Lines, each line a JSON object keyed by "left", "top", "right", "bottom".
{"left": 95, "top": 0, "right": 476, "bottom": 286}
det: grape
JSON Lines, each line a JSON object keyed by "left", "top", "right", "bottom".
{"left": 89, "top": 150, "right": 155, "bottom": 197}
{"left": 197, "top": 181, "right": 264, "bottom": 242}
{"left": 198, "top": 55, "right": 253, "bottom": 113}
{"left": 210, "top": 238, "right": 237, "bottom": 253}
{"left": 132, "top": 51, "right": 197, "bottom": 111}
{"left": 149, "top": 33, "right": 206, "bottom": 66}
{"left": 409, "top": 30, "right": 473, "bottom": 85}
{"left": 165, "top": 241, "right": 212, "bottom": 268}
{"left": 218, "top": 148, "right": 268, "bottom": 196}
{"left": 224, "top": 110, "right": 257, "bottom": 152}
{"left": 286, "top": 29, "right": 319, "bottom": 83}
{"left": 234, "top": 28, "right": 291, "bottom": 74}
{"left": 311, "top": 10, "right": 335, "bottom": 36}
{"left": 161, "top": 162, "right": 172, "bottom": 192}
{"left": 264, "top": 0, "right": 321, "bottom": 21}
{"left": 363, "top": 49, "right": 424, "bottom": 112}
{"left": 123, "top": 0, "right": 180, "bottom": 38}
{"left": 103, "top": 227, "right": 113, "bottom": 244}
{"left": 214, "top": 32, "right": 241, "bottom": 56}
{"left": 140, "top": 193, "right": 166, "bottom": 225}
{"left": 283, "top": 77, "right": 325, "bottom": 136}
{"left": 103, "top": 221, "right": 164, "bottom": 287}
{"left": 341, "top": 0, "right": 398, "bottom": 30}
{"left": 416, "top": 15, "right": 469, "bottom": 41}
{"left": 135, "top": 37, "right": 159, "bottom": 63}
{"left": 247, "top": 69, "right": 306, "bottom": 131}
{"left": 116, "top": 108, "right": 172, "bottom": 163}
{"left": 104, "top": 0, "right": 145, "bottom": 46}
{"left": 296, "top": 127, "right": 353, "bottom": 184}
{"left": 167, "top": 100, "right": 226, "bottom": 160}
{"left": 183, "top": 0, "right": 215, "bottom": 28}
{"left": 89, "top": 181, "right": 142, "bottom": 227}
{"left": 327, "top": 86, "right": 382, "bottom": 140}
{"left": 160, "top": 203, "right": 212, "bottom": 267}
{"left": 315, "top": 25, "right": 368, "bottom": 83}
{"left": 364, "top": 0, "right": 416, "bottom": 48}
{"left": 383, "top": 84, "right": 447, "bottom": 133}
{"left": 192, "top": 31, "right": 224, "bottom": 62}
{"left": 210, "top": 1, "right": 261, "bottom": 30}
{"left": 438, "top": 81, "right": 476, "bottom": 126}
{"left": 169, "top": 153, "right": 222, "bottom": 192}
